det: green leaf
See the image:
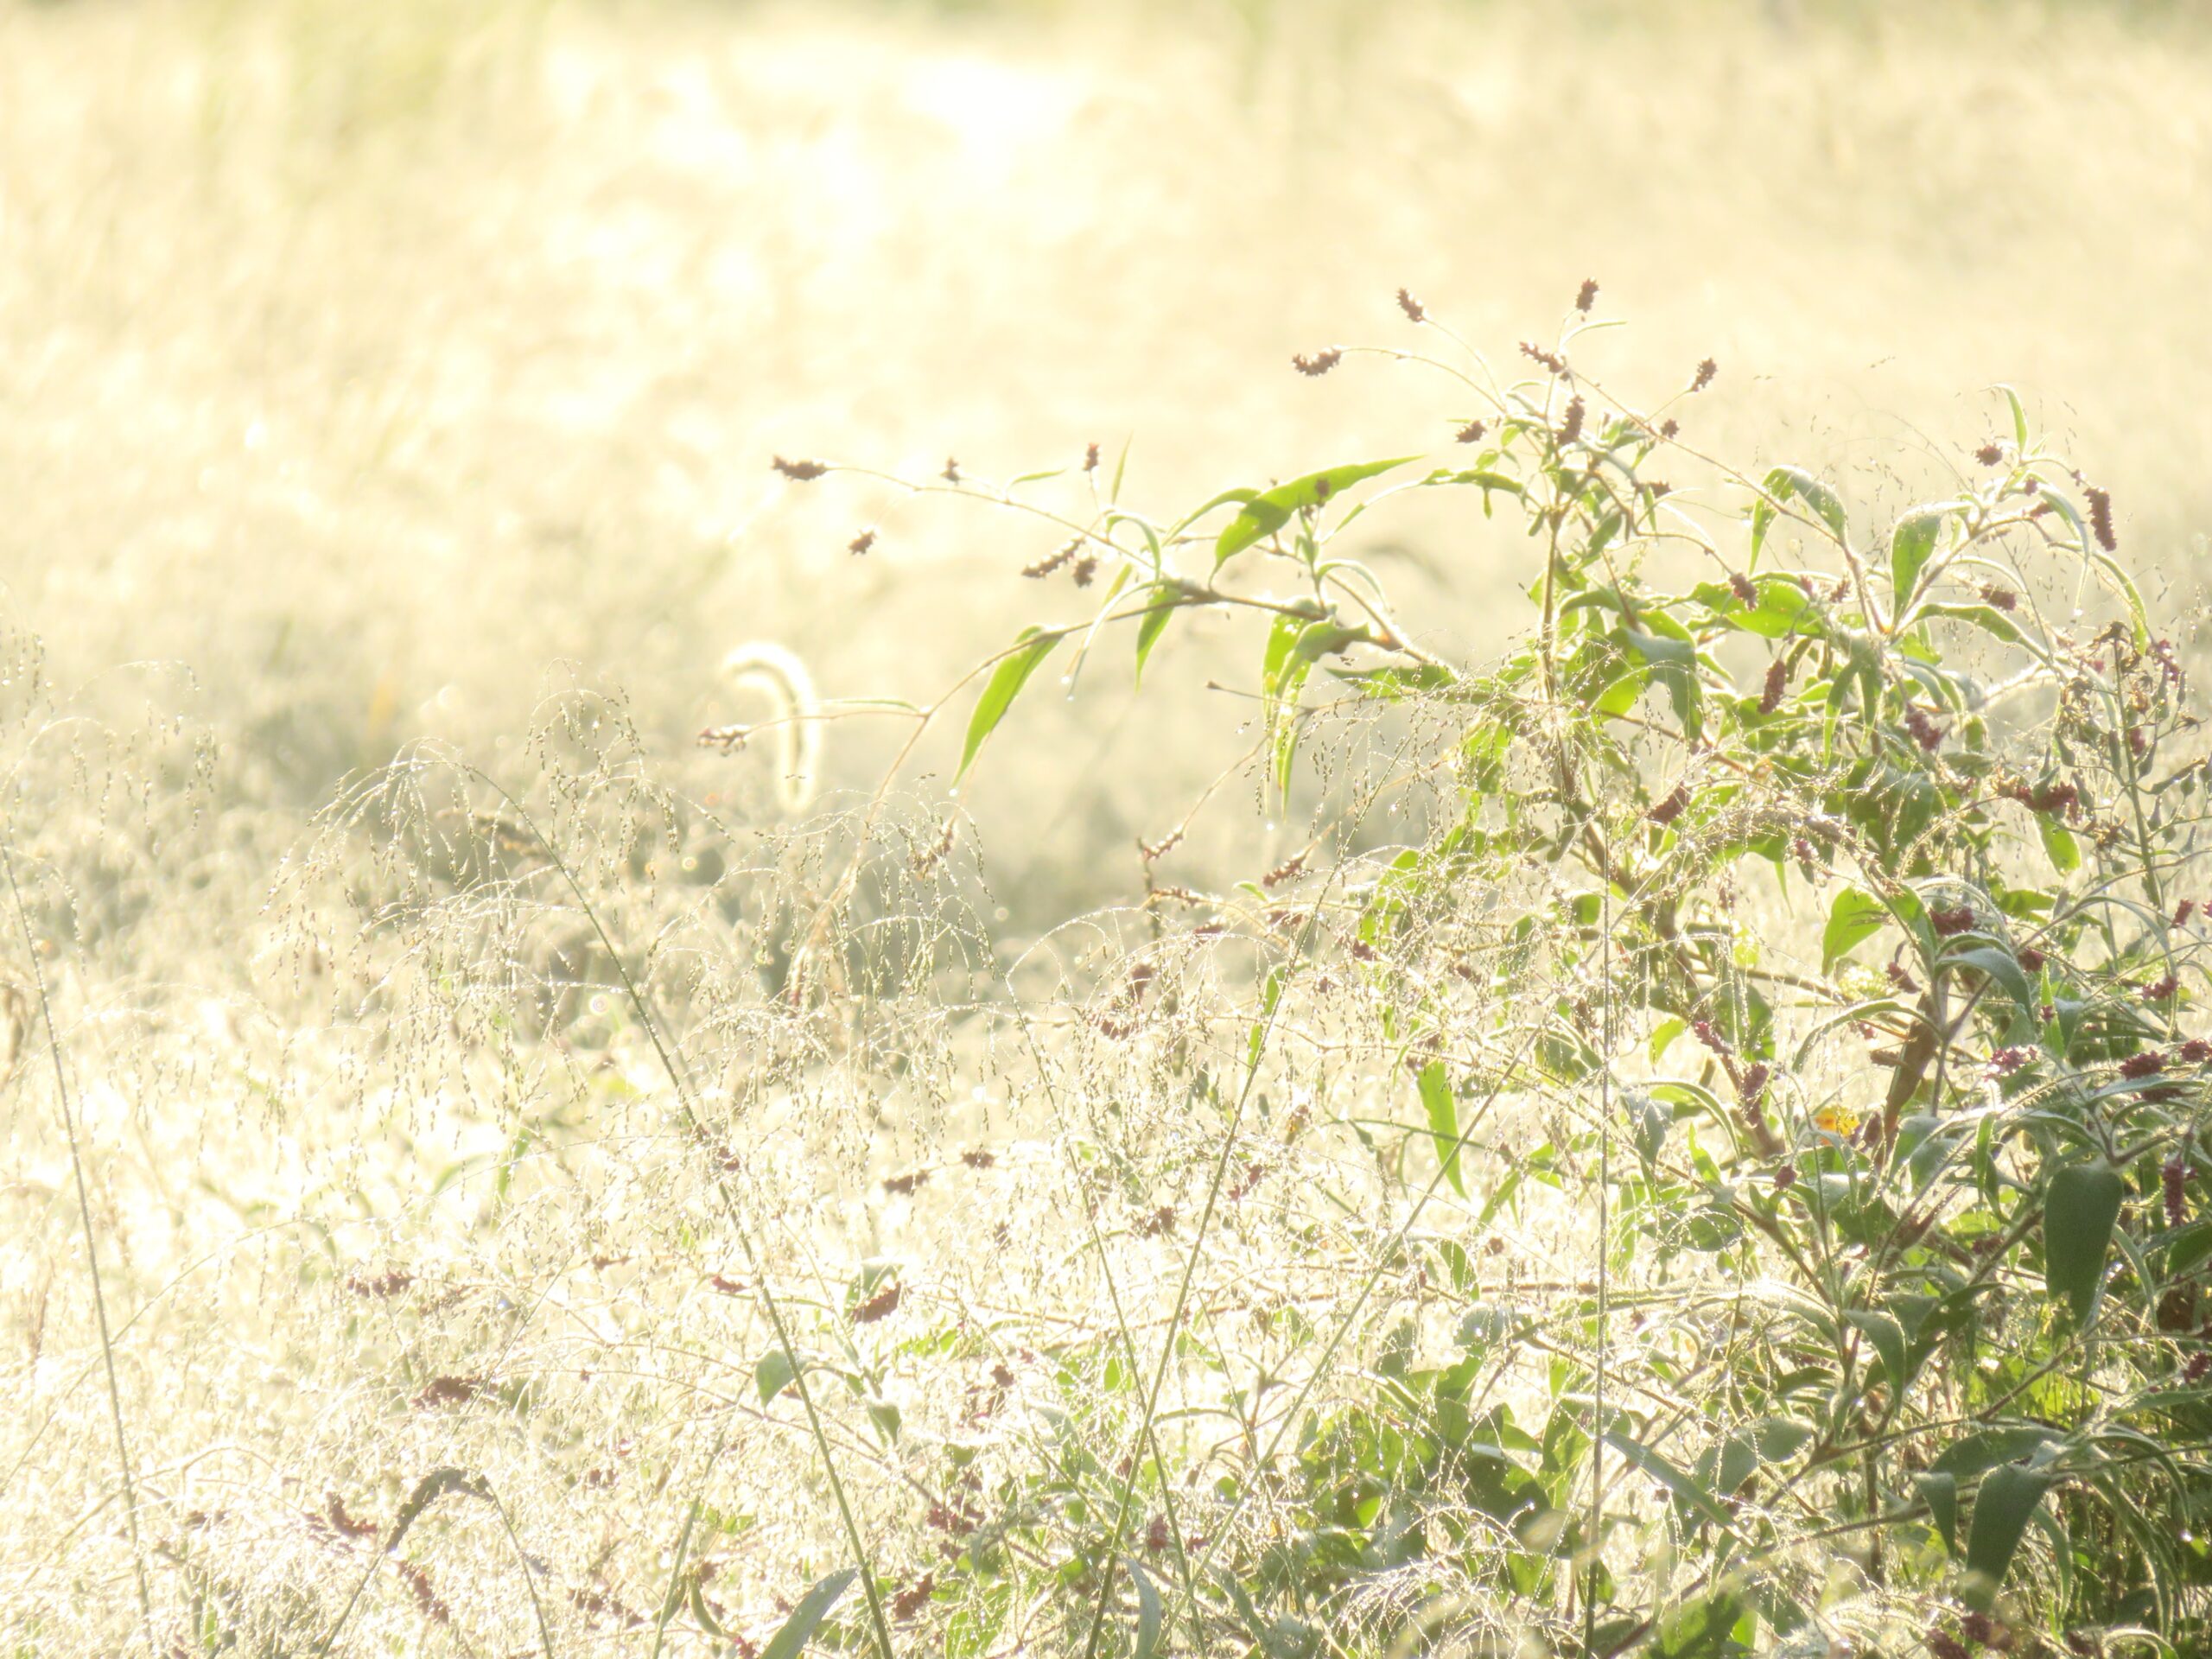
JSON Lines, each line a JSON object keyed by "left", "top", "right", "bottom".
{"left": 1995, "top": 383, "right": 2029, "bottom": 449}
{"left": 1134, "top": 584, "right": 1177, "bottom": 687}
{"left": 1941, "top": 944, "right": 2034, "bottom": 1021}
{"left": 2044, "top": 1161, "right": 2125, "bottom": 1325}
{"left": 1890, "top": 511, "right": 1944, "bottom": 614}
{"left": 958, "top": 627, "right": 1061, "bottom": 779}
{"left": 1847, "top": 1308, "right": 1907, "bottom": 1388}
{"left": 1962, "top": 1463, "right": 2053, "bottom": 1612}
{"left": 1917, "top": 1471, "right": 1960, "bottom": 1554}
{"left": 1419, "top": 1060, "right": 1464, "bottom": 1198}
{"left": 1932, "top": 1426, "right": 2059, "bottom": 1480}
{"left": 1127, "top": 1558, "right": 1164, "bottom": 1659}
{"left": 1920, "top": 602, "right": 2027, "bottom": 647}
{"left": 1213, "top": 456, "right": 1421, "bottom": 569}
{"left": 1329, "top": 663, "right": 1459, "bottom": 700}
{"left": 1751, "top": 465, "right": 1849, "bottom": 560}
{"left": 759, "top": 1567, "right": 860, "bottom": 1659}
{"left": 756, "top": 1349, "right": 799, "bottom": 1405}
{"left": 1651, "top": 1592, "right": 1746, "bottom": 1659}
{"left": 2038, "top": 815, "right": 2081, "bottom": 874}
{"left": 1604, "top": 1431, "right": 1732, "bottom": 1531}
{"left": 1822, "top": 888, "right": 1888, "bottom": 974}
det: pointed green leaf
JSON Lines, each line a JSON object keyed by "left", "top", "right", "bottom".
{"left": 1127, "top": 1557, "right": 1164, "bottom": 1659}
{"left": 1751, "top": 465, "right": 1849, "bottom": 559}
{"left": 1962, "top": 1464, "right": 2053, "bottom": 1611}
{"left": 1214, "top": 456, "right": 1421, "bottom": 569}
{"left": 1419, "top": 1060, "right": 1464, "bottom": 1197}
{"left": 1890, "top": 511, "right": 1944, "bottom": 614}
{"left": 759, "top": 1567, "right": 859, "bottom": 1659}
{"left": 958, "top": 628, "right": 1061, "bottom": 779}
{"left": 756, "top": 1349, "right": 798, "bottom": 1405}
{"left": 1822, "top": 888, "right": 1888, "bottom": 974}
{"left": 1942, "top": 944, "right": 2034, "bottom": 1021}
{"left": 2037, "top": 816, "right": 2080, "bottom": 874}
{"left": 1847, "top": 1308, "right": 1907, "bottom": 1388}
{"left": 2044, "top": 1161, "right": 2125, "bottom": 1325}
{"left": 1921, "top": 601, "right": 2027, "bottom": 647}
{"left": 1604, "top": 1431, "right": 1732, "bottom": 1531}
{"left": 1917, "top": 1471, "right": 1959, "bottom": 1554}
{"left": 1932, "top": 1426, "right": 2058, "bottom": 1481}
{"left": 1134, "top": 584, "right": 1177, "bottom": 687}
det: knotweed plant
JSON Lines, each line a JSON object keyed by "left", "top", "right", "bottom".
{"left": 5, "top": 293, "right": 2210, "bottom": 1659}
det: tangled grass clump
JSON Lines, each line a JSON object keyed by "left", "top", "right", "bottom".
{"left": 6, "top": 292, "right": 2212, "bottom": 1657}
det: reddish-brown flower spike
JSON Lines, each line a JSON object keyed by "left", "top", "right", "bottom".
{"left": 1976, "top": 441, "right": 2005, "bottom": 466}
{"left": 2144, "top": 974, "right": 2180, "bottom": 1002}
{"left": 943, "top": 456, "right": 963, "bottom": 484}
{"left": 2166, "top": 1156, "right": 2190, "bottom": 1225}
{"left": 1649, "top": 783, "right": 1692, "bottom": 825}
{"left": 1084, "top": 441, "right": 1101, "bottom": 473}
{"left": 1930, "top": 905, "right": 1976, "bottom": 936}
{"left": 772, "top": 454, "right": 827, "bottom": 480}
{"left": 2187, "top": 1351, "right": 2212, "bottom": 1384}
{"left": 1980, "top": 583, "right": 2018, "bottom": 612}
{"left": 1456, "top": 419, "right": 1487, "bottom": 444}
{"left": 1773, "top": 1163, "right": 1796, "bottom": 1192}
{"left": 2086, "top": 485, "right": 2118, "bottom": 551}
{"left": 1519, "top": 341, "right": 1569, "bottom": 376}
{"left": 1558, "top": 396, "right": 1586, "bottom": 446}
{"left": 1730, "top": 572, "right": 1758, "bottom": 607}
{"left": 1071, "top": 556, "right": 1098, "bottom": 588}
{"left": 2018, "top": 945, "right": 2046, "bottom": 973}
{"left": 1022, "top": 540, "right": 1079, "bottom": 579}
{"left": 1740, "top": 1062, "right": 1770, "bottom": 1105}
{"left": 1292, "top": 347, "right": 1342, "bottom": 377}
{"left": 2120, "top": 1050, "right": 2167, "bottom": 1079}
{"left": 1576, "top": 277, "right": 1599, "bottom": 314}
{"left": 892, "top": 1575, "right": 937, "bottom": 1621}
{"left": 1691, "top": 358, "right": 1719, "bottom": 392}
{"left": 1927, "top": 1630, "right": 1971, "bottom": 1659}
{"left": 849, "top": 529, "right": 876, "bottom": 556}
{"left": 1396, "top": 287, "right": 1426, "bottom": 322}
{"left": 1691, "top": 1018, "right": 1732, "bottom": 1057}
{"left": 1659, "top": 417, "right": 1680, "bottom": 439}
{"left": 1760, "top": 655, "right": 1789, "bottom": 715}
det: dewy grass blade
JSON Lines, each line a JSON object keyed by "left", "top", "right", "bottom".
{"left": 3, "top": 837, "right": 155, "bottom": 1655}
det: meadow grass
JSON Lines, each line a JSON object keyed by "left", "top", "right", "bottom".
{"left": 3, "top": 2, "right": 2211, "bottom": 1653}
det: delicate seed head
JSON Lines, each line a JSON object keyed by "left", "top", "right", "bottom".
{"left": 1575, "top": 277, "right": 1599, "bottom": 313}
{"left": 1395, "top": 287, "right": 1426, "bottom": 322}
{"left": 1691, "top": 358, "right": 1719, "bottom": 392}
{"left": 772, "top": 454, "right": 828, "bottom": 481}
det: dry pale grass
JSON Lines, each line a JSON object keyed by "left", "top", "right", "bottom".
{"left": 0, "top": 1, "right": 2209, "bottom": 1651}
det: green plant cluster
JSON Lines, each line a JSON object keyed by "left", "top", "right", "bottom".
{"left": 772, "top": 293, "right": 2212, "bottom": 1657}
